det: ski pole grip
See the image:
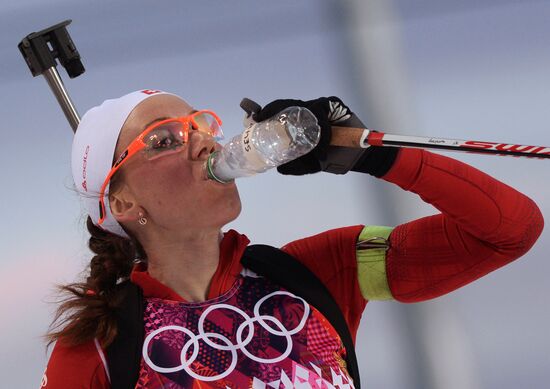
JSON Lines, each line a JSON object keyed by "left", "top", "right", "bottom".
{"left": 319, "top": 112, "right": 372, "bottom": 174}
{"left": 330, "top": 126, "right": 370, "bottom": 148}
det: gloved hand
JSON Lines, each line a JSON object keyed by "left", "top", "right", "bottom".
{"left": 253, "top": 97, "right": 347, "bottom": 175}
{"left": 250, "top": 96, "right": 400, "bottom": 177}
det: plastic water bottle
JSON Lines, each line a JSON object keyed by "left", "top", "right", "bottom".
{"left": 206, "top": 106, "right": 321, "bottom": 183}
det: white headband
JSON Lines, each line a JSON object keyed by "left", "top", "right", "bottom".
{"left": 71, "top": 89, "right": 172, "bottom": 238}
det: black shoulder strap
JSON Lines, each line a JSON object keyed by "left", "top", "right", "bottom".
{"left": 241, "top": 244, "right": 361, "bottom": 388}
{"left": 106, "top": 280, "right": 144, "bottom": 389}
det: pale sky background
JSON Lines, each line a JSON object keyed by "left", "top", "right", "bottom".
{"left": 1, "top": 1, "right": 549, "bottom": 388}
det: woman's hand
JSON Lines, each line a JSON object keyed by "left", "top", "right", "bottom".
{"left": 251, "top": 96, "right": 399, "bottom": 177}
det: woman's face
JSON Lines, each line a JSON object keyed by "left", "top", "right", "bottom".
{"left": 111, "top": 94, "right": 241, "bottom": 233}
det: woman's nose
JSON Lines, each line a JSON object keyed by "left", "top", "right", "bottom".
{"left": 187, "top": 130, "right": 216, "bottom": 161}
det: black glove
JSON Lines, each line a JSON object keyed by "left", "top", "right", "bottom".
{"left": 251, "top": 96, "right": 400, "bottom": 177}
{"left": 253, "top": 97, "right": 337, "bottom": 175}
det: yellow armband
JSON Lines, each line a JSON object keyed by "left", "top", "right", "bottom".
{"left": 356, "top": 225, "right": 394, "bottom": 301}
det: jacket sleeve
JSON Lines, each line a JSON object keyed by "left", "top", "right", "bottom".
{"left": 42, "top": 338, "right": 109, "bottom": 389}
{"left": 381, "top": 148, "right": 544, "bottom": 302}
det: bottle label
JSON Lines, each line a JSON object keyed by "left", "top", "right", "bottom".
{"left": 241, "top": 126, "right": 266, "bottom": 168}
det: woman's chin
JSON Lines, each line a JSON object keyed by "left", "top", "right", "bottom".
{"left": 221, "top": 196, "right": 242, "bottom": 225}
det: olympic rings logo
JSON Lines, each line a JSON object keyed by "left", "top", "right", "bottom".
{"left": 142, "top": 291, "right": 310, "bottom": 382}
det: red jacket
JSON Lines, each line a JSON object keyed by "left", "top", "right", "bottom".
{"left": 42, "top": 149, "right": 544, "bottom": 388}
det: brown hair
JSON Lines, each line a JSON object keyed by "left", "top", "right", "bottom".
{"left": 47, "top": 170, "right": 145, "bottom": 348}
{"left": 46, "top": 217, "right": 144, "bottom": 348}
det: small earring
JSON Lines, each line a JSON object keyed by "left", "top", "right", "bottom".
{"left": 138, "top": 212, "right": 147, "bottom": 226}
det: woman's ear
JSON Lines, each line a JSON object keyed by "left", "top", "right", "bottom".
{"left": 109, "top": 189, "right": 141, "bottom": 223}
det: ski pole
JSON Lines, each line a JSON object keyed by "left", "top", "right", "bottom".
{"left": 331, "top": 126, "right": 550, "bottom": 159}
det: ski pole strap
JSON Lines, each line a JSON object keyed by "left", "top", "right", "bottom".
{"left": 241, "top": 245, "right": 361, "bottom": 388}
{"left": 320, "top": 113, "right": 372, "bottom": 175}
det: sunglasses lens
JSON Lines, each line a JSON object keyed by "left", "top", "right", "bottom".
{"left": 143, "top": 122, "right": 186, "bottom": 160}
{"left": 193, "top": 112, "right": 224, "bottom": 140}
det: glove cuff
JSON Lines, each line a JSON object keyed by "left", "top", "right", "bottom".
{"left": 351, "top": 146, "right": 400, "bottom": 177}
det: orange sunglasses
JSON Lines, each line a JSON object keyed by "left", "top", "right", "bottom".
{"left": 98, "top": 110, "right": 223, "bottom": 225}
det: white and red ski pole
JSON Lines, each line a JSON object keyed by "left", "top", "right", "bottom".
{"left": 331, "top": 126, "right": 550, "bottom": 159}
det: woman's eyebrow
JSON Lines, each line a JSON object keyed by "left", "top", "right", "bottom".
{"left": 141, "top": 110, "right": 199, "bottom": 132}
{"left": 142, "top": 117, "right": 170, "bottom": 131}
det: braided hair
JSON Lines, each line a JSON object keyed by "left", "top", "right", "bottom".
{"left": 47, "top": 170, "right": 145, "bottom": 347}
